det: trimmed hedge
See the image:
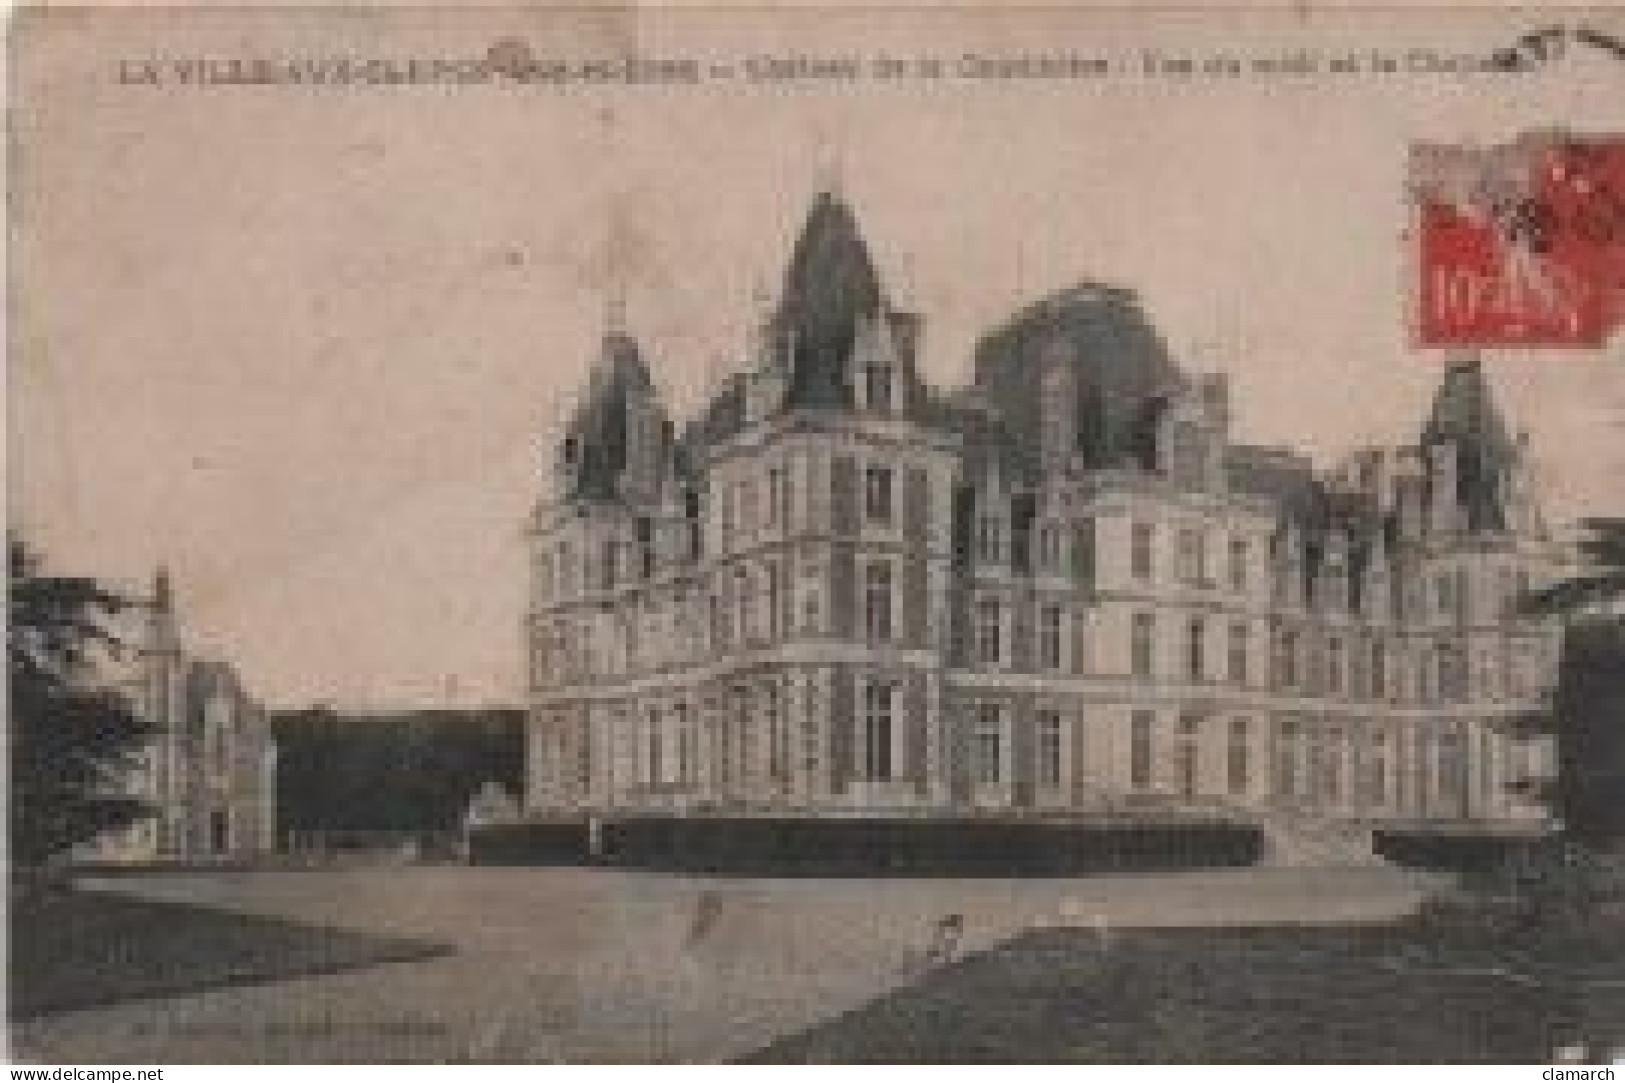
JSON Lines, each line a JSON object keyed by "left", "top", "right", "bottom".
{"left": 467, "top": 816, "right": 1263, "bottom": 876}
{"left": 1373, "top": 831, "right": 1537, "bottom": 873}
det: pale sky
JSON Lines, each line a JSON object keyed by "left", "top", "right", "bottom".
{"left": 11, "top": 7, "right": 1625, "bottom": 708}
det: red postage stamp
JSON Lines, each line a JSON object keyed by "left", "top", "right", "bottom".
{"left": 1412, "top": 133, "right": 1625, "bottom": 348}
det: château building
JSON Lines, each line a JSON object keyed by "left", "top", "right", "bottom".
{"left": 523, "top": 192, "right": 1565, "bottom": 841}
{"left": 87, "top": 568, "right": 277, "bottom": 862}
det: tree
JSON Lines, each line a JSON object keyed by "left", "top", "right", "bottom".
{"left": 1523, "top": 517, "right": 1625, "bottom": 616}
{"left": 9, "top": 535, "right": 154, "bottom": 866}
{"left": 1518, "top": 516, "right": 1625, "bottom": 843}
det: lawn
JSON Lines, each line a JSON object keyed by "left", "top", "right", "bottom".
{"left": 9, "top": 886, "right": 452, "bottom": 1019}
{"left": 750, "top": 921, "right": 1625, "bottom": 1063}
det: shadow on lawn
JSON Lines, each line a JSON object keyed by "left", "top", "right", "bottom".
{"left": 8, "top": 886, "right": 452, "bottom": 1019}
{"left": 748, "top": 921, "right": 1625, "bottom": 1063}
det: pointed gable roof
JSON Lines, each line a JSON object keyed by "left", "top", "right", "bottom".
{"left": 1420, "top": 353, "right": 1517, "bottom": 532}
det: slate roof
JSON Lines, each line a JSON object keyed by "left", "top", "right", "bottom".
{"left": 1420, "top": 354, "right": 1516, "bottom": 532}
{"left": 971, "top": 284, "right": 1185, "bottom": 473}
{"left": 560, "top": 332, "right": 660, "bottom": 502}
{"left": 772, "top": 191, "right": 885, "bottom": 412}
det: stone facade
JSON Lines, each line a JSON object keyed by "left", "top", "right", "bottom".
{"left": 89, "top": 569, "right": 277, "bottom": 862}
{"left": 525, "top": 192, "right": 1565, "bottom": 834}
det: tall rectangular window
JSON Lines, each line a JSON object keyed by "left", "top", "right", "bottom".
{"left": 1228, "top": 716, "right": 1250, "bottom": 795}
{"left": 767, "top": 467, "right": 784, "bottom": 529}
{"left": 977, "top": 598, "right": 1003, "bottom": 666}
{"left": 734, "top": 567, "right": 751, "bottom": 645}
{"left": 1037, "top": 710, "right": 1064, "bottom": 791}
{"left": 1321, "top": 727, "right": 1344, "bottom": 803}
{"left": 862, "top": 681, "right": 894, "bottom": 782}
{"left": 722, "top": 485, "right": 737, "bottom": 552}
{"left": 864, "top": 465, "right": 894, "bottom": 525}
{"left": 1038, "top": 524, "right": 1064, "bottom": 574}
{"left": 1176, "top": 713, "right": 1200, "bottom": 797}
{"left": 1228, "top": 537, "right": 1249, "bottom": 592}
{"left": 1228, "top": 622, "right": 1249, "bottom": 685}
{"left": 637, "top": 517, "right": 654, "bottom": 580}
{"left": 1274, "top": 717, "right": 1300, "bottom": 798}
{"left": 1186, "top": 616, "right": 1206, "bottom": 681}
{"left": 1177, "top": 528, "right": 1202, "bottom": 586}
{"left": 684, "top": 491, "right": 703, "bottom": 560}
{"left": 1371, "top": 728, "right": 1390, "bottom": 805}
{"left": 558, "top": 542, "right": 574, "bottom": 597}
{"left": 1439, "top": 643, "right": 1467, "bottom": 702}
{"left": 1131, "top": 522, "right": 1155, "bottom": 581}
{"left": 765, "top": 684, "right": 785, "bottom": 783}
{"left": 976, "top": 514, "right": 1004, "bottom": 564}
{"left": 1276, "top": 628, "right": 1299, "bottom": 688}
{"left": 864, "top": 561, "right": 894, "bottom": 643}
{"left": 1131, "top": 612, "right": 1156, "bottom": 679}
{"left": 1131, "top": 710, "right": 1154, "bottom": 791}
{"left": 767, "top": 561, "right": 784, "bottom": 642}
{"left": 537, "top": 554, "right": 554, "bottom": 601}
{"left": 1370, "top": 640, "right": 1387, "bottom": 700}
{"left": 973, "top": 703, "right": 1004, "bottom": 787}
{"left": 1073, "top": 518, "right": 1097, "bottom": 583}
{"left": 1039, "top": 604, "right": 1064, "bottom": 671}
{"left": 647, "top": 708, "right": 663, "bottom": 787}
{"left": 674, "top": 703, "right": 693, "bottom": 784}
{"left": 1438, "top": 730, "right": 1466, "bottom": 808}
{"left": 1327, "top": 636, "right": 1345, "bottom": 696}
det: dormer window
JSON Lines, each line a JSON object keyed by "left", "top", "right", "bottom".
{"left": 1165, "top": 421, "right": 1205, "bottom": 487}
{"left": 863, "top": 351, "right": 893, "bottom": 413}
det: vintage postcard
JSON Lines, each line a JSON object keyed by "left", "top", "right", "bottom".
{"left": 8, "top": 4, "right": 1625, "bottom": 1067}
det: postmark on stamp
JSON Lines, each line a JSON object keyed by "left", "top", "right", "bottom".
{"left": 1412, "top": 132, "right": 1625, "bottom": 347}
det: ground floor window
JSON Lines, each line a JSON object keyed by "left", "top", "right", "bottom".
{"left": 1318, "top": 726, "right": 1344, "bottom": 805}
{"left": 801, "top": 679, "right": 822, "bottom": 775}
{"left": 1273, "top": 717, "right": 1300, "bottom": 799}
{"left": 1130, "top": 710, "right": 1154, "bottom": 791}
{"left": 1037, "top": 710, "right": 1064, "bottom": 792}
{"left": 209, "top": 809, "right": 230, "bottom": 854}
{"left": 973, "top": 703, "right": 1005, "bottom": 787}
{"left": 1438, "top": 728, "right": 1467, "bottom": 812}
{"left": 1176, "top": 713, "right": 1200, "bottom": 797}
{"left": 862, "top": 680, "right": 895, "bottom": 782}
{"left": 1412, "top": 728, "right": 1431, "bottom": 812}
{"left": 647, "top": 708, "right": 664, "bottom": 786}
{"left": 1227, "top": 716, "right": 1250, "bottom": 795}
{"left": 1367, "top": 727, "right": 1390, "bottom": 806}
{"left": 765, "top": 683, "right": 786, "bottom": 783}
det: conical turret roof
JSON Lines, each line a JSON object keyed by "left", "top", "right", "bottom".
{"left": 560, "top": 331, "right": 663, "bottom": 502}
{"left": 773, "top": 191, "right": 885, "bottom": 410}
{"left": 1420, "top": 353, "right": 1517, "bottom": 531}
